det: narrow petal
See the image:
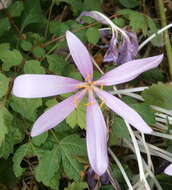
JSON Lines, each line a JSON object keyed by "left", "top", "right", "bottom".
{"left": 31, "top": 90, "right": 86, "bottom": 136}
{"left": 164, "top": 164, "right": 172, "bottom": 176}
{"left": 77, "top": 11, "right": 109, "bottom": 25}
{"left": 95, "top": 88, "right": 153, "bottom": 134}
{"left": 12, "top": 74, "right": 81, "bottom": 98}
{"left": 86, "top": 91, "right": 108, "bottom": 175}
{"left": 66, "top": 31, "right": 93, "bottom": 80}
{"left": 96, "top": 54, "right": 163, "bottom": 86}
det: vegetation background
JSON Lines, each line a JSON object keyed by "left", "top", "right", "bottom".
{"left": 0, "top": 0, "right": 172, "bottom": 189}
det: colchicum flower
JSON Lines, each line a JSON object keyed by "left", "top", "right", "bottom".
{"left": 77, "top": 11, "right": 138, "bottom": 64}
{"left": 12, "top": 31, "right": 163, "bottom": 176}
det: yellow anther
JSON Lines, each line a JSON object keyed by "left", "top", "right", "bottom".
{"left": 100, "top": 100, "right": 105, "bottom": 108}
{"left": 85, "top": 74, "right": 92, "bottom": 82}
{"left": 100, "top": 83, "right": 104, "bottom": 90}
{"left": 84, "top": 101, "right": 94, "bottom": 107}
{"left": 74, "top": 96, "right": 79, "bottom": 108}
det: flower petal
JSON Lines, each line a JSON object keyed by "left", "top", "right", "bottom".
{"left": 77, "top": 11, "right": 109, "bottom": 25}
{"left": 164, "top": 164, "right": 172, "bottom": 176}
{"left": 12, "top": 74, "right": 81, "bottom": 98}
{"left": 86, "top": 91, "right": 108, "bottom": 175}
{"left": 95, "top": 88, "right": 153, "bottom": 134}
{"left": 31, "top": 90, "right": 86, "bottom": 136}
{"left": 96, "top": 54, "right": 163, "bottom": 86}
{"left": 66, "top": 31, "right": 93, "bottom": 80}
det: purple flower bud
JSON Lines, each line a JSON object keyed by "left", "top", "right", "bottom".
{"left": 100, "top": 171, "right": 110, "bottom": 185}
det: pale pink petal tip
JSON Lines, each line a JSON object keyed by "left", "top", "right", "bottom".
{"left": 66, "top": 31, "right": 93, "bottom": 80}
{"left": 164, "top": 164, "right": 172, "bottom": 176}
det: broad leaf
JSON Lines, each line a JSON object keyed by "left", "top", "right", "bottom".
{"left": 24, "top": 60, "right": 45, "bottom": 74}
{"left": 0, "top": 73, "right": 10, "bottom": 98}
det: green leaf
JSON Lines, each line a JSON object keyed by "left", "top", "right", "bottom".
{"left": 47, "top": 54, "right": 67, "bottom": 75}
{"left": 0, "top": 106, "right": 13, "bottom": 146}
{"left": 0, "top": 18, "right": 11, "bottom": 37}
{"left": 142, "top": 83, "right": 172, "bottom": 109}
{"left": 0, "top": 49, "right": 23, "bottom": 71}
{"left": 0, "top": 72, "right": 10, "bottom": 98}
{"left": 118, "top": 9, "right": 148, "bottom": 35}
{"left": 32, "top": 46, "right": 46, "bottom": 58}
{"left": 35, "top": 147, "right": 61, "bottom": 188}
{"left": 112, "top": 18, "right": 126, "bottom": 27}
{"left": 130, "top": 103, "right": 155, "bottom": 125}
{"left": 60, "top": 134, "right": 86, "bottom": 181}
{"left": 86, "top": 27, "right": 100, "bottom": 45}
{"left": 13, "top": 143, "right": 33, "bottom": 177}
{"left": 64, "top": 182, "right": 88, "bottom": 190}
{"left": 8, "top": 1, "right": 24, "bottom": 17}
{"left": 10, "top": 96, "right": 42, "bottom": 121}
{"left": 112, "top": 117, "right": 130, "bottom": 139}
{"left": 24, "top": 60, "right": 45, "bottom": 74}
{"left": 119, "top": 0, "right": 139, "bottom": 8}
{"left": 66, "top": 98, "right": 86, "bottom": 129}
{"left": 21, "top": 0, "right": 45, "bottom": 32}
{"left": 49, "top": 21, "right": 69, "bottom": 36}
{"left": 83, "top": 0, "right": 102, "bottom": 11}
{"left": 32, "top": 132, "right": 48, "bottom": 146}
{"left": 20, "top": 40, "right": 32, "bottom": 51}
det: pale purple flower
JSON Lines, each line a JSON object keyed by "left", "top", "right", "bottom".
{"left": 12, "top": 31, "right": 163, "bottom": 176}
{"left": 77, "top": 11, "right": 139, "bottom": 64}
{"left": 164, "top": 164, "right": 172, "bottom": 176}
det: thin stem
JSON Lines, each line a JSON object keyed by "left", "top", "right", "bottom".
{"left": 157, "top": 0, "right": 172, "bottom": 78}
{"left": 124, "top": 121, "right": 150, "bottom": 189}
{"left": 108, "top": 148, "right": 133, "bottom": 190}
{"left": 138, "top": 23, "right": 172, "bottom": 51}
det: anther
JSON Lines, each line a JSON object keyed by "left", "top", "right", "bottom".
{"left": 100, "top": 100, "right": 105, "bottom": 108}
{"left": 100, "top": 83, "right": 104, "bottom": 90}
{"left": 85, "top": 74, "right": 92, "bottom": 82}
{"left": 84, "top": 102, "right": 94, "bottom": 107}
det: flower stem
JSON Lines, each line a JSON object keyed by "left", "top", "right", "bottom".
{"left": 157, "top": 0, "right": 172, "bottom": 79}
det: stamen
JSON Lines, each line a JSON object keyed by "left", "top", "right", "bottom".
{"left": 74, "top": 96, "right": 79, "bottom": 108}
{"left": 100, "top": 83, "right": 104, "bottom": 90}
{"left": 85, "top": 74, "right": 92, "bottom": 82}
{"left": 100, "top": 100, "right": 105, "bottom": 108}
{"left": 84, "top": 101, "right": 94, "bottom": 107}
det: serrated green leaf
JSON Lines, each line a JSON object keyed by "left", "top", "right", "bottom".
{"left": 13, "top": 143, "right": 33, "bottom": 177}
{"left": 0, "top": 106, "right": 12, "bottom": 146}
{"left": 24, "top": 60, "right": 45, "bottom": 74}
{"left": 130, "top": 103, "right": 155, "bottom": 125}
{"left": 83, "top": 0, "right": 102, "bottom": 11}
{"left": 112, "top": 18, "right": 126, "bottom": 27}
{"left": 8, "top": 1, "right": 24, "bottom": 17}
{"left": 47, "top": 54, "right": 67, "bottom": 75}
{"left": 0, "top": 49, "right": 23, "bottom": 71}
{"left": 66, "top": 98, "right": 86, "bottom": 129}
{"left": 10, "top": 96, "right": 42, "bottom": 121}
{"left": 32, "top": 46, "right": 45, "bottom": 58}
{"left": 60, "top": 135, "right": 86, "bottom": 181}
{"left": 35, "top": 146, "right": 61, "bottom": 187}
{"left": 20, "top": 40, "right": 32, "bottom": 51}
{"left": 32, "top": 132, "right": 48, "bottom": 146}
{"left": 49, "top": 21, "right": 69, "bottom": 36}
{"left": 119, "top": 0, "right": 139, "bottom": 8}
{"left": 0, "top": 18, "right": 11, "bottom": 37}
{"left": 142, "top": 83, "right": 172, "bottom": 109}
{"left": 112, "top": 117, "right": 130, "bottom": 139}
{"left": 118, "top": 9, "right": 148, "bottom": 35}
{"left": 0, "top": 73, "right": 10, "bottom": 98}
{"left": 86, "top": 27, "right": 100, "bottom": 45}
{"left": 64, "top": 182, "right": 88, "bottom": 190}
{"left": 21, "top": 0, "right": 45, "bottom": 32}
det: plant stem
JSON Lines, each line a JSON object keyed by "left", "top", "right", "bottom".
{"left": 157, "top": 0, "right": 172, "bottom": 79}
